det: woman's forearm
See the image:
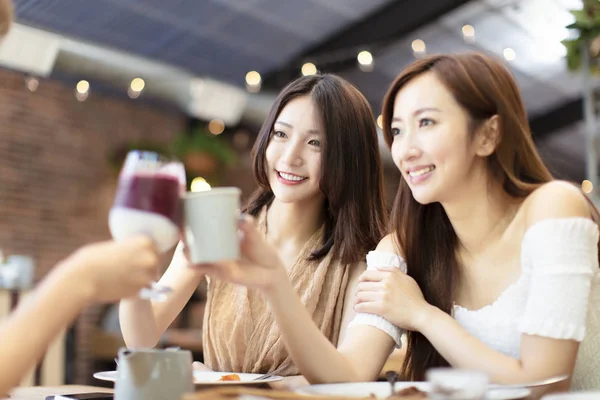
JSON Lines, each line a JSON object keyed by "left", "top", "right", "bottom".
{"left": 0, "top": 261, "right": 92, "bottom": 394}
{"left": 119, "top": 298, "right": 161, "bottom": 347}
{"left": 264, "top": 277, "right": 364, "bottom": 384}
{"left": 119, "top": 246, "right": 205, "bottom": 348}
{"left": 418, "top": 306, "right": 570, "bottom": 384}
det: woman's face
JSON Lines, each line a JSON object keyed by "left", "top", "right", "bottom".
{"left": 390, "top": 72, "right": 484, "bottom": 205}
{"left": 265, "top": 95, "right": 324, "bottom": 205}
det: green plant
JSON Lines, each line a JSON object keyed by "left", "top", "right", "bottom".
{"left": 170, "top": 126, "right": 237, "bottom": 186}
{"left": 108, "top": 126, "right": 237, "bottom": 188}
{"left": 562, "top": 0, "right": 600, "bottom": 74}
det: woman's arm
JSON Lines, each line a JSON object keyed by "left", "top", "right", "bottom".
{"left": 0, "top": 264, "right": 91, "bottom": 394}
{"left": 0, "top": 237, "right": 159, "bottom": 395}
{"left": 194, "top": 218, "right": 396, "bottom": 383}
{"left": 415, "top": 308, "right": 578, "bottom": 385}
{"left": 119, "top": 242, "right": 205, "bottom": 347}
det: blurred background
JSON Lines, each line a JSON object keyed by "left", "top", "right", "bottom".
{"left": 0, "top": 0, "right": 597, "bottom": 387}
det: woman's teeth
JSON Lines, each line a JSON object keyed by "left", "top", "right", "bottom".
{"left": 279, "top": 172, "right": 306, "bottom": 181}
{"left": 409, "top": 166, "right": 435, "bottom": 177}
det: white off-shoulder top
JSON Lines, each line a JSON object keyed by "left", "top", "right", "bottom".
{"left": 349, "top": 218, "right": 600, "bottom": 391}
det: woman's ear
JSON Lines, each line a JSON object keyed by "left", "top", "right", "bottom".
{"left": 475, "top": 115, "right": 501, "bottom": 157}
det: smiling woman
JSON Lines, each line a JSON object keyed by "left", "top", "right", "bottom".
{"left": 119, "top": 73, "right": 388, "bottom": 383}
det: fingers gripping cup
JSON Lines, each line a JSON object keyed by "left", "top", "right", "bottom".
{"left": 182, "top": 188, "right": 241, "bottom": 264}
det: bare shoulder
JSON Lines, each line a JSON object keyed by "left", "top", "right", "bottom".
{"left": 375, "top": 233, "right": 401, "bottom": 254}
{"left": 524, "top": 181, "right": 592, "bottom": 226}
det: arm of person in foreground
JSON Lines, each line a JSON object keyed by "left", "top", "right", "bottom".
{"left": 0, "top": 237, "right": 159, "bottom": 395}
{"left": 191, "top": 216, "right": 397, "bottom": 384}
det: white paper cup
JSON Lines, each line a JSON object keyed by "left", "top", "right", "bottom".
{"left": 182, "top": 187, "right": 241, "bottom": 264}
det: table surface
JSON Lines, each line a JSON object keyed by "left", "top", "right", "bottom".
{"left": 4, "top": 385, "right": 112, "bottom": 400}
{"left": 1, "top": 382, "right": 572, "bottom": 400}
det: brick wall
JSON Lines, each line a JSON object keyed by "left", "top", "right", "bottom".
{"left": 0, "top": 67, "right": 188, "bottom": 383}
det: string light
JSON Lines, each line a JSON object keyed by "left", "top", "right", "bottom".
{"left": 582, "top": 180, "right": 594, "bottom": 194}
{"left": 411, "top": 39, "right": 426, "bottom": 57}
{"left": 191, "top": 177, "right": 211, "bottom": 192}
{"left": 357, "top": 50, "right": 374, "bottom": 72}
{"left": 76, "top": 80, "right": 89, "bottom": 94}
{"left": 130, "top": 78, "right": 145, "bottom": 92}
{"left": 208, "top": 119, "right": 225, "bottom": 135}
{"left": 462, "top": 25, "right": 475, "bottom": 43}
{"left": 357, "top": 51, "right": 373, "bottom": 65}
{"left": 301, "top": 62, "right": 317, "bottom": 76}
{"left": 503, "top": 48, "right": 516, "bottom": 61}
{"left": 462, "top": 25, "right": 475, "bottom": 38}
{"left": 245, "top": 71, "right": 261, "bottom": 93}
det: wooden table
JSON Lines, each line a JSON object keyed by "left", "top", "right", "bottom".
{"left": 3, "top": 385, "right": 112, "bottom": 400}
{"left": 0, "top": 382, "right": 563, "bottom": 400}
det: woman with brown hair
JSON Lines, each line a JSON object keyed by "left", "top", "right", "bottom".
{"left": 119, "top": 73, "right": 387, "bottom": 380}
{"left": 195, "top": 52, "right": 600, "bottom": 391}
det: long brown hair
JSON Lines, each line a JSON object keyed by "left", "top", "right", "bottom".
{"left": 245, "top": 74, "right": 387, "bottom": 265}
{"left": 381, "top": 52, "right": 555, "bottom": 380}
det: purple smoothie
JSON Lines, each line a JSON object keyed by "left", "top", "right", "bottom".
{"left": 113, "top": 174, "right": 182, "bottom": 225}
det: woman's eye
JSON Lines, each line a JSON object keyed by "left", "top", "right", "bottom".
{"left": 391, "top": 128, "right": 402, "bottom": 136}
{"left": 419, "top": 118, "right": 434, "bottom": 127}
{"left": 308, "top": 139, "right": 321, "bottom": 147}
{"left": 273, "top": 130, "right": 287, "bottom": 138}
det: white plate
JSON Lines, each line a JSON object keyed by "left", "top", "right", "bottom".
{"left": 487, "top": 388, "right": 532, "bottom": 400}
{"left": 541, "top": 393, "right": 600, "bottom": 400}
{"left": 93, "top": 370, "right": 283, "bottom": 385}
{"left": 296, "top": 382, "right": 530, "bottom": 399}
{"left": 296, "top": 382, "right": 430, "bottom": 398}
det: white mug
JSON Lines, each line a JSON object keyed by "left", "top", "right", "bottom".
{"left": 182, "top": 187, "right": 241, "bottom": 264}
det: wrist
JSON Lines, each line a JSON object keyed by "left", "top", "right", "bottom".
{"left": 413, "top": 303, "right": 440, "bottom": 332}
{"left": 263, "top": 267, "right": 292, "bottom": 302}
{"left": 53, "top": 253, "right": 96, "bottom": 305}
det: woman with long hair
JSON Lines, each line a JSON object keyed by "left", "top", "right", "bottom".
{"left": 119, "top": 73, "right": 387, "bottom": 380}
{"left": 195, "top": 52, "right": 600, "bottom": 391}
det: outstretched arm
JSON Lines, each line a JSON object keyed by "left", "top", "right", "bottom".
{"left": 0, "top": 237, "right": 159, "bottom": 395}
{"left": 192, "top": 217, "right": 396, "bottom": 383}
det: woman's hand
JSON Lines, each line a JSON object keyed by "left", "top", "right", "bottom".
{"left": 354, "top": 267, "right": 434, "bottom": 331}
{"left": 189, "top": 215, "right": 288, "bottom": 293}
{"left": 63, "top": 236, "right": 160, "bottom": 303}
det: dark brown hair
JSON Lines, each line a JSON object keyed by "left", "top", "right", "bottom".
{"left": 245, "top": 74, "right": 387, "bottom": 265}
{"left": 381, "top": 52, "right": 555, "bottom": 380}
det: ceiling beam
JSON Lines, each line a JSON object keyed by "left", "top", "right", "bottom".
{"left": 263, "top": 0, "right": 473, "bottom": 89}
{"left": 529, "top": 97, "right": 583, "bottom": 142}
